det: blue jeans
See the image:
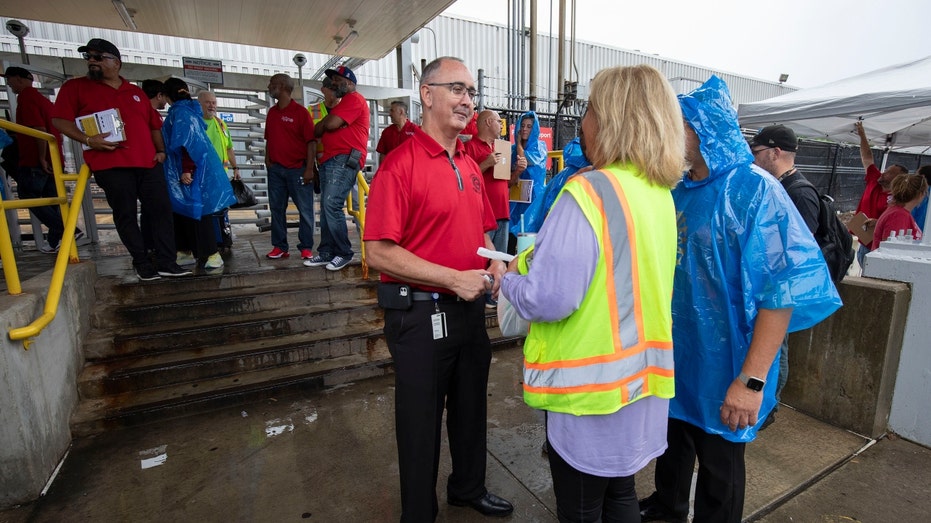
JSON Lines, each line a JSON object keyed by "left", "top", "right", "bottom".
{"left": 318, "top": 155, "right": 356, "bottom": 259}
{"left": 267, "top": 164, "right": 315, "bottom": 252}
{"left": 491, "top": 219, "right": 509, "bottom": 253}
{"left": 16, "top": 166, "right": 65, "bottom": 247}
{"left": 857, "top": 243, "right": 870, "bottom": 274}
{"left": 774, "top": 336, "right": 788, "bottom": 412}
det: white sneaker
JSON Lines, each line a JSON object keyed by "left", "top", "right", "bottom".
{"left": 176, "top": 251, "right": 196, "bottom": 266}
{"left": 205, "top": 252, "right": 224, "bottom": 269}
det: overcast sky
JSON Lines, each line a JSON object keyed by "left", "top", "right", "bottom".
{"left": 443, "top": 0, "right": 930, "bottom": 88}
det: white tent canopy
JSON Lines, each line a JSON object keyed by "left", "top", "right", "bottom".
{"left": 738, "top": 56, "right": 931, "bottom": 152}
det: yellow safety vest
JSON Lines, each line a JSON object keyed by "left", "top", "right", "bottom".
{"left": 518, "top": 164, "right": 677, "bottom": 415}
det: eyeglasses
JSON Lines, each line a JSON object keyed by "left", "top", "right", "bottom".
{"left": 426, "top": 82, "right": 478, "bottom": 100}
{"left": 751, "top": 146, "right": 773, "bottom": 156}
{"left": 82, "top": 52, "right": 117, "bottom": 62}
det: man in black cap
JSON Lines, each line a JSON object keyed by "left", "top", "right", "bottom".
{"left": 304, "top": 65, "right": 370, "bottom": 272}
{"left": 52, "top": 38, "right": 191, "bottom": 280}
{"left": 749, "top": 124, "right": 819, "bottom": 428}
{"left": 3, "top": 66, "right": 83, "bottom": 252}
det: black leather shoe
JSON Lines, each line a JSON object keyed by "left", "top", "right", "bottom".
{"left": 448, "top": 492, "right": 514, "bottom": 517}
{"left": 639, "top": 493, "right": 686, "bottom": 523}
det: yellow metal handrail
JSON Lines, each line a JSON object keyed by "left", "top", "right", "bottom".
{"left": 0, "top": 119, "right": 88, "bottom": 348}
{"left": 345, "top": 171, "right": 369, "bottom": 278}
{"left": 547, "top": 150, "right": 565, "bottom": 173}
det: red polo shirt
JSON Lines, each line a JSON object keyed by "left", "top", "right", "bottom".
{"left": 265, "top": 99, "right": 315, "bottom": 169}
{"left": 375, "top": 119, "right": 419, "bottom": 156}
{"left": 364, "top": 126, "right": 496, "bottom": 293}
{"left": 15, "top": 86, "right": 62, "bottom": 168}
{"left": 463, "top": 137, "right": 509, "bottom": 221}
{"left": 320, "top": 91, "right": 369, "bottom": 166}
{"left": 855, "top": 164, "right": 893, "bottom": 246}
{"left": 53, "top": 76, "right": 162, "bottom": 171}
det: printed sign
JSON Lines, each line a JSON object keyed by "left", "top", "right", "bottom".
{"left": 219, "top": 112, "right": 234, "bottom": 123}
{"left": 182, "top": 57, "right": 224, "bottom": 85}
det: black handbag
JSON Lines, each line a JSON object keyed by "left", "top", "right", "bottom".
{"left": 230, "top": 179, "right": 257, "bottom": 208}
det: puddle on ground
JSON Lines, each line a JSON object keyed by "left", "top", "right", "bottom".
{"left": 265, "top": 417, "right": 294, "bottom": 437}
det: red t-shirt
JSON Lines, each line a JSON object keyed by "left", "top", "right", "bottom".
{"left": 461, "top": 112, "right": 478, "bottom": 138}
{"left": 264, "top": 99, "right": 315, "bottom": 169}
{"left": 320, "top": 91, "right": 370, "bottom": 166}
{"left": 15, "top": 86, "right": 63, "bottom": 168}
{"left": 364, "top": 126, "right": 496, "bottom": 294}
{"left": 872, "top": 205, "right": 922, "bottom": 250}
{"left": 53, "top": 76, "right": 162, "bottom": 171}
{"left": 463, "top": 137, "right": 509, "bottom": 221}
{"left": 375, "top": 119, "right": 418, "bottom": 155}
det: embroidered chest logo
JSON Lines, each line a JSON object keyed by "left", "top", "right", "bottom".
{"left": 471, "top": 175, "right": 482, "bottom": 194}
{"left": 282, "top": 116, "right": 295, "bottom": 123}
{"left": 133, "top": 95, "right": 141, "bottom": 102}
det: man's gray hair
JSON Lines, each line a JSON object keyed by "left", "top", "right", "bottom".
{"left": 271, "top": 73, "right": 295, "bottom": 93}
{"left": 391, "top": 100, "right": 409, "bottom": 114}
{"left": 421, "top": 56, "right": 465, "bottom": 85}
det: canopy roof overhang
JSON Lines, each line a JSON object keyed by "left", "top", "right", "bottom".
{"left": 1, "top": 0, "right": 455, "bottom": 60}
{"left": 738, "top": 56, "right": 931, "bottom": 152}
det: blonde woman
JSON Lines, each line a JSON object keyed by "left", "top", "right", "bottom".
{"left": 500, "top": 65, "right": 685, "bottom": 522}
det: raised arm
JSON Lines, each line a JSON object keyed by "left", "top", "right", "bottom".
{"left": 855, "top": 121, "right": 874, "bottom": 169}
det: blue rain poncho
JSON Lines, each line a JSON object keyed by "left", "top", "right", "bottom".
{"left": 518, "top": 137, "right": 590, "bottom": 233}
{"left": 509, "top": 111, "right": 548, "bottom": 234}
{"left": 672, "top": 76, "right": 842, "bottom": 443}
{"left": 162, "top": 99, "right": 236, "bottom": 219}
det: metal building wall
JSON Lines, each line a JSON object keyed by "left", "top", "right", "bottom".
{"left": 0, "top": 14, "right": 794, "bottom": 110}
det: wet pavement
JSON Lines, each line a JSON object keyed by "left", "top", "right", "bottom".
{"left": 3, "top": 224, "right": 931, "bottom": 522}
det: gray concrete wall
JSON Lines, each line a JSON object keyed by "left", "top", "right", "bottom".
{"left": 784, "top": 277, "right": 910, "bottom": 438}
{"left": 0, "top": 262, "right": 95, "bottom": 508}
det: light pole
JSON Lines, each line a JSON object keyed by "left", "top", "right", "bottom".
{"left": 293, "top": 53, "right": 307, "bottom": 105}
{"left": 6, "top": 20, "right": 30, "bottom": 64}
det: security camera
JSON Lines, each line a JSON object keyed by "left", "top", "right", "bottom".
{"left": 5, "top": 20, "right": 29, "bottom": 38}
{"left": 292, "top": 53, "right": 307, "bottom": 67}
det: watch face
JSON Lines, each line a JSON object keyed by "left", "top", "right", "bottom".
{"left": 747, "top": 378, "right": 765, "bottom": 392}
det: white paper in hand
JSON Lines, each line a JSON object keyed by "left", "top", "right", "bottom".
{"left": 477, "top": 247, "right": 515, "bottom": 263}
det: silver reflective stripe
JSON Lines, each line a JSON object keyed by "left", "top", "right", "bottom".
{"left": 580, "top": 170, "right": 639, "bottom": 349}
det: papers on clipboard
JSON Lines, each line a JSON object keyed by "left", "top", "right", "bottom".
{"left": 76, "top": 108, "right": 125, "bottom": 150}
{"left": 509, "top": 179, "right": 533, "bottom": 203}
{"left": 847, "top": 212, "right": 875, "bottom": 245}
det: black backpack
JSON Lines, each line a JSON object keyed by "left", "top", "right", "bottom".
{"left": 784, "top": 176, "right": 854, "bottom": 284}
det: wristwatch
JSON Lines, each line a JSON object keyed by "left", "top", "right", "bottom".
{"left": 738, "top": 372, "right": 765, "bottom": 392}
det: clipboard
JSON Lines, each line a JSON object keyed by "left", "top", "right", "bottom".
{"left": 847, "top": 212, "right": 874, "bottom": 245}
{"left": 493, "top": 139, "right": 511, "bottom": 180}
{"left": 76, "top": 108, "right": 125, "bottom": 150}
{"left": 509, "top": 179, "right": 533, "bottom": 203}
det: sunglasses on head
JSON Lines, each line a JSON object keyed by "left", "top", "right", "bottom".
{"left": 82, "top": 52, "right": 117, "bottom": 62}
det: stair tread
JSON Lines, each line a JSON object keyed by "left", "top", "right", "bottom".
{"left": 81, "top": 324, "right": 386, "bottom": 379}
{"left": 88, "top": 298, "right": 380, "bottom": 342}
{"left": 71, "top": 349, "right": 392, "bottom": 425}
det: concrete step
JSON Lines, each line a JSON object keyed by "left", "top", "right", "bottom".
{"left": 71, "top": 327, "right": 522, "bottom": 437}
{"left": 83, "top": 300, "right": 384, "bottom": 360}
{"left": 93, "top": 263, "right": 367, "bottom": 307}
{"left": 78, "top": 325, "right": 386, "bottom": 398}
{"left": 91, "top": 279, "right": 377, "bottom": 329}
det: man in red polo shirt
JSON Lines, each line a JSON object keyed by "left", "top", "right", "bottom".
{"left": 53, "top": 38, "right": 190, "bottom": 280}
{"left": 263, "top": 73, "right": 316, "bottom": 261}
{"left": 3, "top": 66, "right": 83, "bottom": 252}
{"left": 853, "top": 121, "right": 908, "bottom": 268}
{"left": 364, "top": 56, "right": 512, "bottom": 521}
{"left": 304, "top": 66, "right": 369, "bottom": 272}
{"left": 375, "top": 100, "right": 418, "bottom": 162}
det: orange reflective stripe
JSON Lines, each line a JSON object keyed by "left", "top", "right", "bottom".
{"left": 523, "top": 366, "right": 674, "bottom": 395}
{"left": 524, "top": 340, "right": 673, "bottom": 370}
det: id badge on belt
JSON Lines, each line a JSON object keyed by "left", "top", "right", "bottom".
{"left": 430, "top": 295, "right": 447, "bottom": 340}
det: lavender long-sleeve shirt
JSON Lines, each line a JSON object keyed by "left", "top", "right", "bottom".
{"left": 501, "top": 191, "right": 669, "bottom": 477}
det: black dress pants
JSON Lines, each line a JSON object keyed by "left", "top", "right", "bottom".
{"left": 94, "top": 165, "right": 175, "bottom": 268}
{"left": 383, "top": 298, "right": 491, "bottom": 523}
{"left": 547, "top": 437, "right": 640, "bottom": 523}
{"left": 173, "top": 212, "right": 218, "bottom": 260}
{"left": 652, "top": 418, "right": 746, "bottom": 523}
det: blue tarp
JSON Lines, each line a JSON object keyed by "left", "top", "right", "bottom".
{"left": 162, "top": 99, "right": 235, "bottom": 219}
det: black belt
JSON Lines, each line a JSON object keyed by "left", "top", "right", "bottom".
{"left": 411, "top": 290, "right": 464, "bottom": 302}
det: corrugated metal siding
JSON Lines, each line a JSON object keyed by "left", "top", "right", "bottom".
{"left": 1, "top": 14, "right": 795, "bottom": 109}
